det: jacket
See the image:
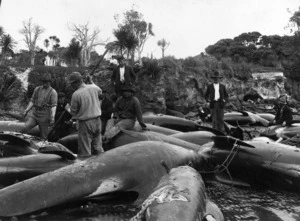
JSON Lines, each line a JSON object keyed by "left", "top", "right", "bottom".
{"left": 111, "top": 65, "right": 136, "bottom": 89}
{"left": 204, "top": 83, "right": 228, "bottom": 109}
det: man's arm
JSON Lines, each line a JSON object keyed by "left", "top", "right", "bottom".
{"left": 70, "top": 94, "right": 79, "bottom": 118}
{"left": 49, "top": 90, "right": 58, "bottom": 124}
{"left": 204, "top": 85, "right": 210, "bottom": 102}
{"left": 129, "top": 66, "right": 137, "bottom": 83}
{"left": 223, "top": 84, "right": 229, "bottom": 102}
{"left": 112, "top": 98, "right": 121, "bottom": 119}
{"left": 111, "top": 68, "right": 117, "bottom": 86}
{"left": 23, "top": 87, "right": 39, "bottom": 117}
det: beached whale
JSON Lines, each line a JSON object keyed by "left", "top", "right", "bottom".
{"left": 143, "top": 114, "right": 201, "bottom": 132}
{"left": 131, "top": 166, "right": 224, "bottom": 221}
{"left": 260, "top": 123, "right": 300, "bottom": 140}
{"left": 0, "top": 141, "right": 204, "bottom": 217}
{"left": 0, "top": 132, "right": 75, "bottom": 159}
{"left": 202, "top": 136, "right": 300, "bottom": 192}
{"left": 59, "top": 129, "right": 203, "bottom": 153}
{"left": 224, "top": 111, "right": 269, "bottom": 126}
{"left": 133, "top": 122, "right": 182, "bottom": 135}
{"left": 0, "top": 154, "right": 77, "bottom": 186}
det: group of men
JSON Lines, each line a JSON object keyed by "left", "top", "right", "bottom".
{"left": 22, "top": 56, "right": 293, "bottom": 157}
{"left": 22, "top": 55, "right": 147, "bottom": 158}
{"left": 203, "top": 71, "right": 293, "bottom": 132}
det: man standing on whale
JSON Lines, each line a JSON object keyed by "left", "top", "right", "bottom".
{"left": 204, "top": 71, "right": 228, "bottom": 133}
{"left": 68, "top": 72, "right": 104, "bottom": 157}
{"left": 22, "top": 73, "right": 57, "bottom": 139}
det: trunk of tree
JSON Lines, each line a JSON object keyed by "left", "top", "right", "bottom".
{"left": 138, "top": 49, "right": 142, "bottom": 65}
{"left": 30, "top": 51, "right": 35, "bottom": 65}
{"left": 162, "top": 48, "right": 165, "bottom": 58}
{"left": 86, "top": 48, "right": 91, "bottom": 66}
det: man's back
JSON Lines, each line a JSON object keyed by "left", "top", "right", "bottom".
{"left": 71, "top": 84, "right": 102, "bottom": 121}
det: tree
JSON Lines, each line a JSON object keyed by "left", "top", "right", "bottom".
{"left": 0, "top": 34, "right": 16, "bottom": 65}
{"left": 157, "top": 38, "right": 170, "bottom": 58}
{"left": 68, "top": 22, "right": 106, "bottom": 66}
{"left": 205, "top": 39, "right": 234, "bottom": 60}
{"left": 64, "top": 38, "right": 82, "bottom": 67}
{"left": 0, "top": 26, "right": 3, "bottom": 37}
{"left": 19, "top": 18, "right": 45, "bottom": 65}
{"left": 116, "top": 8, "right": 154, "bottom": 64}
{"left": 233, "top": 32, "right": 262, "bottom": 46}
{"left": 112, "top": 26, "right": 138, "bottom": 60}
{"left": 43, "top": 36, "right": 61, "bottom": 66}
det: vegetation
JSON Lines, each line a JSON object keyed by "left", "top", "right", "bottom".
{"left": 115, "top": 8, "right": 154, "bottom": 64}
{"left": 112, "top": 26, "right": 138, "bottom": 60}
{"left": 19, "top": 18, "right": 45, "bottom": 65}
{"left": 157, "top": 38, "right": 170, "bottom": 58}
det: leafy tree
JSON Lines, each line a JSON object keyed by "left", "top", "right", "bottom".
{"left": 157, "top": 38, "right": 170, "bottom": 58}
{"left": 0, "top": 34, "right": 16, "bottom": 65}
{"left": 112, "top": 26, "right": 138, "bottom": 60}
{"left": 0, "top": 26, "right": 3, "bottom": 37}
{"left": 205, "top": 39, "right": 233, "bottom": 59}
{"left": 233, "top": 32, "right": 262, "bottom": 46}
{"left": 43, "top": 36, "right": 61, "bottom": 66}
{"left": 19, "top": 18, "right": 45, "bottom": 65}
{"left": 64, "top": 38, "right": 82, "bottom": 67}
{"left": 44, "top": 39, "right": 50, "bottom": 52}
{"left": 68, "top": 23, "right": 106, "bottom": 66}
{"left": 115, "top": 8, "right": 154, "bottom": 64}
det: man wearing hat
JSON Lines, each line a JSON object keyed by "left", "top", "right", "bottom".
{"left": 103, "top": 85, "right": 147, "bottom": 142}
{"left": 22, "top": 73, "right": 58, "bottom": 139}
{"left": 204, "top": 71, "right": 228, "bottom": 133}
{"left": 270, "top": 94, "right": 293, "bottom": 127}
{"left": 111, "top": 55, "right": 136, "bottom": 98}
{"left": 68, "top": 72, "right": 104, "bottom": 157}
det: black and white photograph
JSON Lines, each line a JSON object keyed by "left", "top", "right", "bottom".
{"left": 0, "top": 0, "right": 300, "bottom": 220}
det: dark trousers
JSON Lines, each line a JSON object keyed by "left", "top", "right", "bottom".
{"left": 211, "top": 101, "right": 225, "bottom": 133}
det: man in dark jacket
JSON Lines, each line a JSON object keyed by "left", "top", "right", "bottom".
{"left": 111, "top": 55, "right": 136, "bottom": 98}
{"left": 204, "top": 71, "right": 228, "bottom": 133}
{"left": 103, "top": 85, "right": 147, "bottom": 142}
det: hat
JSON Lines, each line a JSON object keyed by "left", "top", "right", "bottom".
{"left": 68, "top": 72, "right": 82, "bottom": 84}
{"left": 115, "top": 55, "right": 125, "bottom": 61}
{"left": 58, "top": 92, "right": 65, "bottom": 98}
{"left": 121, "top": 85, "right": 135, "bottom": 93}
{"left": 278, "top": 94, "right": 287, "bottom": 104}
{"left": 211, "top": 71, "right": 223, "bottom": 79}
{"left": 41, "top": 73, "right": 52, "bottom": 82}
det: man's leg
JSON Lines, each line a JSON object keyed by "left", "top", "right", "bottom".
{"left": 38, "top": 123, "right": 49, "bottom": 140}
{"left": 104, "top": 119, "right": 135, "bottom": 139}
{"left": 90, "top": 117, "right": 104, "bottom": 155}
{"left": 215, "top": 103, "right": 225, "bottom": 133}
{"left": 20, "top": 116, "right": 37, "bottom": 134}
{"left": 211, "top": 107, "right": 218, "bottom": 130}
{"left": 78, "top": 120, "right": 92, "bottom": 157}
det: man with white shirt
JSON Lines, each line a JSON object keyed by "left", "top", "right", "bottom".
{"left": 204, "top": 71, "right": 228, "bottom": 133}
{"left": 111, "top": 55, "right": 136, "bottom": 98}
{"left": 68, "top": 72, "right": 104, "bottom": 157}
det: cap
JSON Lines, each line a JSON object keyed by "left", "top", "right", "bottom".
{"left": 41, "top": 73, "right": 52, "bottom": 82}
{"left": 68, "top": 72, "right": 82, "bottom": 84}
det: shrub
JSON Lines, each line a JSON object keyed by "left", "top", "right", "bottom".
{"left": 141, "top": 58, "right": 161, "bottom": 79}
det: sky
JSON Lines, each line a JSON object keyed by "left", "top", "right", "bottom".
{"left": 0, "top": 0, "right": 299, "bottom": 59}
